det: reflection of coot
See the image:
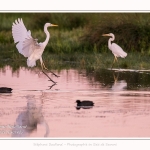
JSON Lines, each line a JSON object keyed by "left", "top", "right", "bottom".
{"left": 0, "top": 87, "right": 12, "bottom": 93}
{"left": 76, "top": 100, "right": 94, "bottom": 110}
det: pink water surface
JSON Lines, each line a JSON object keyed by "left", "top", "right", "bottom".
{"left": 0, "top": 66, "right": 150, "bottom": 138}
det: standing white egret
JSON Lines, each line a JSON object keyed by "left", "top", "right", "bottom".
{"left": 102, "top": 33, "right": 127, "bottom": 69}
{"left": 12, "top": 18, "right": 58, "bottom": 83}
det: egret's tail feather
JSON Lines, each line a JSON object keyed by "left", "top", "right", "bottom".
{"left": 27, "top": 58, "right": 36, "bottom": 67}
{"left": 121, "top": 51, "right": 127, "bottom": 58}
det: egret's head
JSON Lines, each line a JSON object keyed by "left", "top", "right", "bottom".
{"left": 102, "top": 33, "right": 115, "bottom": 41}
{"left": 45, "top": 23, "right": 58, "bottom": 28}
{"left": 102, "top": 33, "right": 114, "bottom": 37}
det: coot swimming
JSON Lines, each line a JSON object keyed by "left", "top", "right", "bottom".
{"left": 0, "top": 87, "right": 12, "bottom": 93}
{"left": 76, "top": 100, "right": 94, "bottom": 110}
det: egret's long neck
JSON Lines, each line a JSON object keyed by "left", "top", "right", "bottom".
{"left": 108, "top": 35, "right": 115, "bottom": 50}
{"left": 43, "top": 26, "right": 50, "bottom": 47}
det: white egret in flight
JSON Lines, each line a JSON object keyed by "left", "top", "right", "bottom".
{"left": 12, "top": 18, "right": 59, "bottom": 83}
{"left": 102, "top": 33, "right": 127, "bottom": 69}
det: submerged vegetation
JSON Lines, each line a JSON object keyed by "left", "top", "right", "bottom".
{"left": 0, "top": 13, "right": 150, "bottom": 70}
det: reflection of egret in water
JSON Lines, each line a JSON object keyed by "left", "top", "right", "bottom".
{"left": 76, "top": 100, "right": 94, "bottom": 110}
{"left": 111, "top": 71, "right": 127, "bottom": 91}
{"left": 12, "top": 95, "right": 49, "bottom": 137}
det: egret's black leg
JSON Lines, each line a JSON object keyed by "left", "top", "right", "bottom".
{"left": 111, "top": 57, "right": 116, "bottom": 69}
{"left": 48, "top": 83, "right": 56, "bottom": 90}
{"left": 47, "top": 69, "right": 60, "bottom": 78}
{"left": 42, "top": 70, "right": 56, "bottom": 84}
{"left": 40, "top": 58, "right": 60, "bottom": 78}
{"left": 115, "top": 57, "right": 120, "bottom": 69}
{"left": 42, "top": 61, "right": 59, "bottom": 77}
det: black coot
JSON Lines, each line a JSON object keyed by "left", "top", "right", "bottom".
{"left": 76, "top": 100, "right": 94, "bottom": 110}
{"left": 0, "top": 87, "right": 12, "bottom": 93}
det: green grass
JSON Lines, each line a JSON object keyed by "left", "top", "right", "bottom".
{"left": 1, "top": 13, "right": 150, "bottom": 53}
{"left": 1, "top": 13, "right": 150, "bottom": 71}
{"left": 1, "top": 50, "right": 150, "bottom": 72}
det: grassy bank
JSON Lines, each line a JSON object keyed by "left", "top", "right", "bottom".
{"left": 1, "top": 51, "right": 150, "bottom": 72}
{"left": 37, "top": 52, "right": 150, "bottom": 70}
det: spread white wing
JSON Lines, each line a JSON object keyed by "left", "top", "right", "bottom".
{"left": 12, "top": 18, "right": 40, "bottom": 58}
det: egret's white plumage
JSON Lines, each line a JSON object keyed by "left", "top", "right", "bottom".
{"left": 12, "top": 18, "right": 58, "bottom": 70}
{"left": 102, "top": 33, "right": 127, "bottom": 68}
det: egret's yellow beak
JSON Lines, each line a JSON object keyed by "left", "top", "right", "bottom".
{"left": 102, "top": 34, "right": 110, "bottom": 36}
{"left": 51, "top": 24, "right": 58, "bottom": 27}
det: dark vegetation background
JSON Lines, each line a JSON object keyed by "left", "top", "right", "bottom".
{"left": 1, "top": 13, "right": 150, "bottom": 70}
{"left": 1, "top": 13, "right": 150, "bottom": 53}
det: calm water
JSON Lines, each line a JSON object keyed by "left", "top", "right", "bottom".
{"left": 0, "top": 66, "right": 150, "bottom": 137}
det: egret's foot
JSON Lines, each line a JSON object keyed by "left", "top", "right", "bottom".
{"left": 48, "top": 83, "right": 57, "bottom": 90}
{"left": 42, "top": 70, "right": 56, "bottom": 84}
{"left": 42, "top": 66, "right": 59, "bottom": 78}
{"left": 48, "top": 79, "right": 57, "bottom": 84}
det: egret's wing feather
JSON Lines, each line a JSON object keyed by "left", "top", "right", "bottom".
{"left": 12, "top": 18, "right": 29, "bottom": 43}
{"left": 22, "top": 38, "right": 41, "bottom": 57}
{"left": 24, "top": 38, "right": 42, "bottom": 67}
{"left": 12, "top": 18, "right": 34, "bottom": 57}
{"left": 111, "top": 43, "right": 127, "bottom": 58}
